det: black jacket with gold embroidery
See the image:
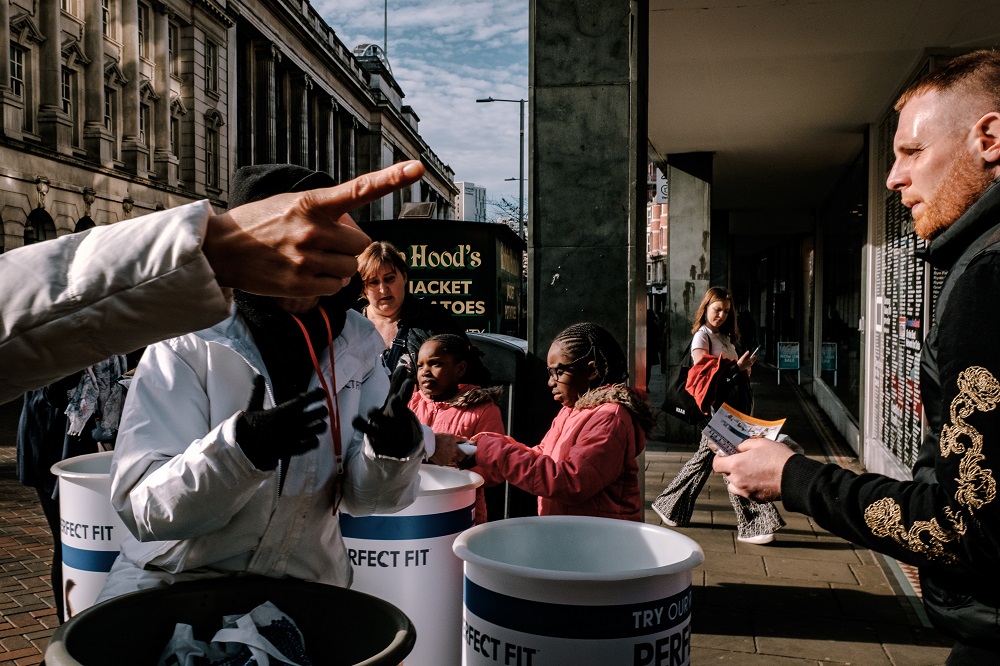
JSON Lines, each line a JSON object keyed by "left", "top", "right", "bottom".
{"left": 781, "top": 181, "right": 1000, "bottom": 648}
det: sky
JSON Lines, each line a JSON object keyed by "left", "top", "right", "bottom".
{"left": 313, "top": 0, "right": 529, "bottom": 214}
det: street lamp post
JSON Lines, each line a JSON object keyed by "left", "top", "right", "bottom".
{"left": 476, "top": 96, "right": 526, "bottom": 240}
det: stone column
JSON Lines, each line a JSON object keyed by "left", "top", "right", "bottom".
{"left": 38, "top": 1, "right": 73, "bottom": 153}
{"left": 324, "top": 98, "right": 338, "bottom": 177}
{"left": 296, "top": 74, "right": 311, "bottom": 167}
{"left": 152, "top": 3, "right": 177, "bottom": 183}
{"left": 662, "top": 160, "right": 713, "bottom": 440}
{"left": 254, "top": 42, "right": 279, "bottom": 164}
{"left": 347, "top": 117, "right": 357, "bottom": 181}
{"left": 83, "top": 0, "right": 113, "bottom": 166}
{"left": 119, "top": 0, "right": 145, "bottom": 173}
{"left": 527, "top": 0, "right": 648, "bottom": 457}
{"left": 529, "top": 0, "right": 648, "bottom": 365}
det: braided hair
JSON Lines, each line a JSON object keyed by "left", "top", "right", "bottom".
{"left": 551, "top": 323, "right": 629, "bottom": 388}
{"left": 423, "top": 334, "right": 473, "bottom": 365}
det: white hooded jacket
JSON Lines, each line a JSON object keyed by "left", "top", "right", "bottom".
{"left": 98, "top": 307, "right": 425, "bottom": 600}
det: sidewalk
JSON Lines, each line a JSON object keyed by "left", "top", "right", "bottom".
{"left": 0, "top": 364, "right": 954, "bottom": 665}
{"left": 644, "top": 362, "right": 951, "bottom": 664}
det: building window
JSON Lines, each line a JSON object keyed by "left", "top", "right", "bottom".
{"left": 104, "top": 88, "right": 113, "bottom": 130}
{"left": 206, "top": 125, "right": 219, "bottom": 188}
{"left": 61, "top": 68, "right": 72, "bottom": 114}
{"left": 205, "top": 40, "right": 218, "bottom": 94}
{"left": 170, "top": 116, "right": 179, "bottom": 155}
{"left": 168, "top": 23, "right": 179, "bottom": 75}
{"left": 102, "top": 0, "right": 111, "bottom": 38}
{"left": 139, "top": 103, "right": 149, "bottom": 145}
{"left": 137, "top": 3, "right": 149, "bottom": 59}
{"left": 60, "top": 0, "right": 75, "bottom": 16}
{"left": 10, "top": 44, "right": 24, "bottom": 97}
{"left": 63, "top": 68, "right": 81, "bottom": 146}
{"left": 105, "top": 87, "right": 119, "bottom": 159}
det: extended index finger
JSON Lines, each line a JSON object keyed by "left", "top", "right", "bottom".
{"left": 304, "top": 160, "right": 426, "bottom": 216}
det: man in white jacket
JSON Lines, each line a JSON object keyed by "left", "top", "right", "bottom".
{"left": 0, "top": 160, "right": 425, "bottom": 404}
{"left": 97, "top": 165, "right": 430, "bottom": 600}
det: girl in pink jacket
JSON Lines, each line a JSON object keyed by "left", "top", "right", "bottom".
{"left": 408, "top": 334, "right": 505, "bottom": 522}
{"left": 467, "top": 323, "right": 653, "bottom": 521}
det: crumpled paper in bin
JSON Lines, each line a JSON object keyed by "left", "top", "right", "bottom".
{"left": 157, "top": 600, "right": 314, "bottom": 666}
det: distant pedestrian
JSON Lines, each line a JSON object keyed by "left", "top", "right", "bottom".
{"left": 652, "top": 286, "right": 783, "bottom": 544}
{"left": 453, "top": 322, "right": 653, "bottom": 520}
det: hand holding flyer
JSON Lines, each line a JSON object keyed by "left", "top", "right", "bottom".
{"left": 704, "top": 403, "right": 785, "bottom": 456}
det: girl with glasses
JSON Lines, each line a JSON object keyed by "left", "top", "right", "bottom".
{"left": 455, "top": 322, "right": 653, "bottom": 520}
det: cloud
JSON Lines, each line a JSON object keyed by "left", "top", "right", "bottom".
{"left": 314, "top": 0, "right": 529, "bottom": 209}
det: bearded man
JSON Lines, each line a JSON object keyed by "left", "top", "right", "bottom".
{"left": 714, "top": 50, "right": 1000, "bottom": 663}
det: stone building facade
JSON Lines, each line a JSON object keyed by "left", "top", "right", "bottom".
{"left": 1, "top": 0, "right": 457, "bottom": 252}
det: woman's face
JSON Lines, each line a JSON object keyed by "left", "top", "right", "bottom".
{"left": 416, "top": 340, "right": 466, "bottom": 400}
{"left": 363, "top": 263, "right": 407, "bottom": 320}
{"left": 546, "top": 341, "right": 596, "bottom": 408}
{"left": 705, "top": 298, "right": 731, "bottom": 331}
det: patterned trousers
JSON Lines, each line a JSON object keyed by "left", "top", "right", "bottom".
{"left": 652, "top": 434, "right": 785, "bottom": 539}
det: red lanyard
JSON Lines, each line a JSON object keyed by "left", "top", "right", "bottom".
{"left": 289, "top": 306, "right": 343, "bottom": 513}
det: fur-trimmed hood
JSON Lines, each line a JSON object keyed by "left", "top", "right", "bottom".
{"left": 435, "top": 384, "right": 503, "bottom": 408}
{"left": 574, "top": 384, "right": 655, "bottom": 436}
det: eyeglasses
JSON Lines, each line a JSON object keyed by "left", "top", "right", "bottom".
{"left": 546, "top": 361, "right": 584, "bottom": 380}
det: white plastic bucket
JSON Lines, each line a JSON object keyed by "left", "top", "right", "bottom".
{"left": 50, "top": 451, "right": 127, "bottom": 621}
{"left": 341, "top": 466, "right": 483, "bottom": 666}
{"left": 453, "top": 515, "right": 705, "bottom": 666}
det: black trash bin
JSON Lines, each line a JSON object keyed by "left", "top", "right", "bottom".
{"left": 44, "top": 576, "right": 415, "bottom": 666}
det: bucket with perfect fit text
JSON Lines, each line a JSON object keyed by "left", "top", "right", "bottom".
{"left": 50, "top": 451, "right": 127, "bottom": 621}
{"left": 453, "top": 515, "right": 705, "bottom": 666}
{"left": 341, "top": 465, "right": 484, "bottom": 666}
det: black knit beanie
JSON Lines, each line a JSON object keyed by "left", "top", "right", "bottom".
{"left": 230, "top": 164, "right": 362, "bottom": 402}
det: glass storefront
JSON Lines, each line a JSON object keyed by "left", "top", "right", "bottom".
{"left": 818, "top": 151, "right": 867, "bottom": 421}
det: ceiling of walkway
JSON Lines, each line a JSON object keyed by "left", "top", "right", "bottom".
{"left": 647, "top": 0, "right": 1000, "bottom": 210}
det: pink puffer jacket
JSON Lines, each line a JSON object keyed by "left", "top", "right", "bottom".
{"left": 408, "top": 384, "right": 505, "bottom": 523}
{"left": 472, "top": 385, "right": 652, "bottom": 521}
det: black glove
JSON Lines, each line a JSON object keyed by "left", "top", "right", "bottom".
{"left": 352, "top": 366, "right": 422, "bottom": 459}
{"left": 235, "top": 375, "right": 328, "bottom": 471}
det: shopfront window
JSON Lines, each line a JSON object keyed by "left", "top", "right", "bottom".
{"left": 819, "top": 150, "right": 866, "bottom": 421}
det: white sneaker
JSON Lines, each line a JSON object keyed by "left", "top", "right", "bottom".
{"left": 652, "top": 502, "right": 680, "bottom": 527}
{"left": 737, "top": 533, "right": 774, "bottom": 545}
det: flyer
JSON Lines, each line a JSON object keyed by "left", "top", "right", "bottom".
{"left": 704, "top": 403, "right": 785, "bottom": 456}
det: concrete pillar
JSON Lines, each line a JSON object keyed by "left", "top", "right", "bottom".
{"left": 38, "top": 1, "right": 73, "bottom": 153}
{"left": 83, "top": 0, "right": 113, "bottom": 166}
{"left": 120, "top": 0, "right": 146, "bottom": 173}
{"left": 662, "top": 161, "right": 712, "bottom": 440}
{"left": 529, "top": 0, "right": 648, "bottom": 373}
{"left": 152, "top": 4, "right": 177, "bottom": 183}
